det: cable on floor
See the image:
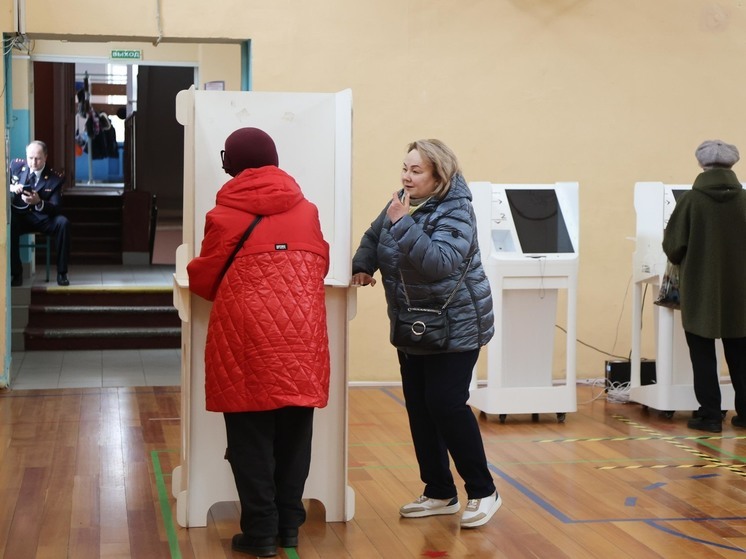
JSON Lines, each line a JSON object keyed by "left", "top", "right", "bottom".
{"left": 577, "top": 378, "right": 631, "bottom": 405}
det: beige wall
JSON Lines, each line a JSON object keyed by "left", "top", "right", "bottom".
{"left": 4, "top": 0, "right": 746, "bottom": 383}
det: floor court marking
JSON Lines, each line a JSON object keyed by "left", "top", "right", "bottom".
{"left": 152, "top": 449, "right": 183, "bottom": 559}
{"left": 535, "top": 434, "right": 746, "bottom": 443}
{"left": 611, "top": 415, "right": 746, "bottom": 477}
{"left": 380, "top": 387, "right": 746, "bottom": 553}
{"left": 534, "top": 417, "right": 746, "bottom": 474}
{"left": 488, "top": 445, "right": 746, "bottom": 553}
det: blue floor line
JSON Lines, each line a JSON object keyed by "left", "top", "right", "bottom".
{"left": 379, "top": 386, "right": 746, "bottom": 553}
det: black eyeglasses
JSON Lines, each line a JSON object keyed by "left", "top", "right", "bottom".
{"left": 220, "top": 150, "right": 225, "bottom": 164}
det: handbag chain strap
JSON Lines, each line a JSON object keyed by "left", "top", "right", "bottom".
{"left": 399, "top": 257, "right": 472, "bottom": 313}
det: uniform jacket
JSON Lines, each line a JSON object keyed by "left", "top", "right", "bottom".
{"left": 662, "top": 168, "right": 746, "bottom": 338}
{"left": 188, "top": 166, "right": 331, "bottom": 413}
{"left": 352, "top": 173, "right": 494, "bottom": 354}
{"left": 9, "top": 159, "right": 65, "bottom": 221}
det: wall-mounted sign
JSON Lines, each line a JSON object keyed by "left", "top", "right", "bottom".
{"left": 204, "top": 81, "right": 225, "bottom": 91}
{"left": 111, "top": 50, "right": 142, "bottom": 60}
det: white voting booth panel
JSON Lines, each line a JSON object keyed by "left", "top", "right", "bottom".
{"left": 630, "top": 182, "right": 732, "bottom": 415}
{"left": 468, "top": 182, "right": 579, "bottom": 421}
{"left": 171, "top": 87, "right": 355, "bottom": 527}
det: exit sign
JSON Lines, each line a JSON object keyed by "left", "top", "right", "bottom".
{"left": 111, "top": 50, "right": 142, "bottom": 60}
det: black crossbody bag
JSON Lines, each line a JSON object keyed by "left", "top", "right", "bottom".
{"left": 393, "top": 257, "right": 472, "bottom": 350}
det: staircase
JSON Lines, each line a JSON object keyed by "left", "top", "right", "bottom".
{"left": 21, "top": 285, "right": 180, "bottom": 351}
{"left": 35, "top": 187, "right": 124, "bottom": 266}
{"left": 13, "top": 188, "right": 179, "bottom": 351}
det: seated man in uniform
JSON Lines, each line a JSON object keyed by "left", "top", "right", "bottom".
{"left": 9, "top": 140, "right": 71, "bottom": 286}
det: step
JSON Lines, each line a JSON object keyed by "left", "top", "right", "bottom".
{"left": 29, "top": 285, "right": 173, "bottom": 306}
{"left": 51, "top": 237, "right": 122, "bottom": 250}
{"left": 24, "top": 284, "right": 179, "bottom": 350}
{"left": 70, "top": 222, "right": 122, "bottom": 234}
{"left": 62, "top": 190, "right": 124, "bottom": 265}
{"left": 64, "top": 205, "right": 121, "bottom": 216}
{"left": 26, "top": 284, "right": 174, "bottom": 304}
{"left": 27, "top": 305, "right": 180, "bottom": 329}
{"left": 70, "top": 239, "right": 122, "bottom": 252}
{"left": 64, "top": 207, "right": 121, "bottom": 220}
{"left": 63, "top": 195, "right": 122, "bottom": 205}
{"left": 24, "top": 326, "right": 181, "bottom": 351}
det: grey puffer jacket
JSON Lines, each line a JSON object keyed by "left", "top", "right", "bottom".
{"left": 352, "top": 173, "right": 494, "bottom": 354}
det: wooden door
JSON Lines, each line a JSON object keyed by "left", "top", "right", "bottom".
{"left": 33, "top": 61, "right": 76, "bottom": 189}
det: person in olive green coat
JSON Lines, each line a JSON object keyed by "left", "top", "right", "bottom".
{"left": 663, "top": 139, "right": 746, "bottom": 433}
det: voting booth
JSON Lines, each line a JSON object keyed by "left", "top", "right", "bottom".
{"left": 468, "top": 182, "right": 579, "bottom": 422}
{"left": 630, "top": 182, "right": 731, "bottom": 416}
{"left": 171, "top": 87, "right": 355, "bottom": 527}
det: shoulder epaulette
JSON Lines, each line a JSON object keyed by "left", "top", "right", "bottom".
{"left": 42, "top": 168, "right": 64, "bottom": 180}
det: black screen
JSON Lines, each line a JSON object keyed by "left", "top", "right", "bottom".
{"left": 505, "top": 189, "right": 574, "bottom": 254}
{"left": 672, "top": 188, "right": 688, "bottom": 202}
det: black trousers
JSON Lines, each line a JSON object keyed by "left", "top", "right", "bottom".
{"left": 398, "top": 349, "right": 496, "bottom": 500}
{"left": 685, "top": 331, "right": 746, "bottom": 421}
{"left": 223, "top": 407, "right": 314, "bottom": 538}
{"left": 10, "top": 211, "right": 70, "bottom": 277}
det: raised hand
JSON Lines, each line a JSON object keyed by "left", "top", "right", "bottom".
{"left": 387, "top": 190, "right": 410, "bottom": 223}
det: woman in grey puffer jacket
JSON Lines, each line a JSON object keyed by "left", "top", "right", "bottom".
{"left": 351, "top": 139, "right": 501, "bottom": 529}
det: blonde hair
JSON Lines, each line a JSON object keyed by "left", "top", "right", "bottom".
{"left": 407, "top": 139, "right": 461, "bottom": 200}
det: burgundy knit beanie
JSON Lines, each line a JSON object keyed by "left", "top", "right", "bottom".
{"left": 222, "top": 127, "right": 279, "bottom": 176}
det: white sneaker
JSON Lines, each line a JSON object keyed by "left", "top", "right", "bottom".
{"left": 399, "top": 495, "right": 460, "bottom": 518}
{"left": 460, "top": 492, "right": 501, "bottom": 528}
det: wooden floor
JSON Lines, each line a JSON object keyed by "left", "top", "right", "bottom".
{"left": 2, "top": 384, "right": 746, "bottom": 558}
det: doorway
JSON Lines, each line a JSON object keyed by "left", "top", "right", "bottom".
{"left": 2, "top": 38, "right": 249, "bottom": 389}
{"left": 33, "top": 61, "right": 195, "bottom": 216}
{"left": 8, "top": 61, "right": 196, "bottom": 361}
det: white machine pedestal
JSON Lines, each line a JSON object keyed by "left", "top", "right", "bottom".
{"left": 631, "top": 182, "right": 732, "bottom": 417}
{"left": 468, "top": 182, "right": 579, "bottom": 423}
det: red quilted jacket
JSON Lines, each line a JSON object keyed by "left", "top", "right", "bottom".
{"left": 187, "top": 166, "right": 330, "bottom": 412}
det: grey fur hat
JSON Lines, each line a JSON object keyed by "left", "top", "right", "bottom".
{"left": 695, "top": 139, "right": 740, "bottom": 168}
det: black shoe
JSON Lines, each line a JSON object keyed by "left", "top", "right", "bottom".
{"left": 11, "top": 275, "right": 22, "bottom": 287}
{"left": 279, "top": 529, "right": 299, "bottom": 548}
{"left": 732, "top": 416, "right": 746, "bottom": 428}
{"left": 231, "top": 534, "right": 277, "bottom": 557}
{"left": 687, "top": 416, "right": 722, "bottom": 433}
{"left": 57, "top": 273, "right": 69, "bottom": 286}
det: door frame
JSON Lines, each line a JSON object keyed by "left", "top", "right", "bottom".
{"left": 2, "top": 37, "right": 252, "bottom": 388}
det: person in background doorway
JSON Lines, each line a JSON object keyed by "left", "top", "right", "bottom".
{"left": 9, "top": 140, "right": 71, "bottom": 286}
{"left": 351, "top": 138, "right": 501, "bottom": 528}
{"left": 663, "top": 139, "right": 746, "bottom": 433}
{"left": 187, "top": 127, "right": 330, "bottom": 558}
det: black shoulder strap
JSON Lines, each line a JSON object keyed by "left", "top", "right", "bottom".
{"left": 217, "top": 215, "right": 263, "bottom": 285}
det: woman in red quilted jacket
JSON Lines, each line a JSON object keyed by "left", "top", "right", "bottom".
{"left": 188, "top": 127, "right": 330, "bottom": 558}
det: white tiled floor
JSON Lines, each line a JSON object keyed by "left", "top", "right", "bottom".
{"left": 10, "top": 348, "right": 181, "bottom": 389}
{"left": 10, "top": 264, "right": 182, "bottom": 390}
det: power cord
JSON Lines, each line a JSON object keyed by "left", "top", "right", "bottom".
{"left": 576, "top": 378, "right": 630, "bottom": 404}
{"left": 556, "top": 324, "right": 629, "bottom": 360}
{"left": 604, "top": 380, "right": 631, "bottom": 403}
